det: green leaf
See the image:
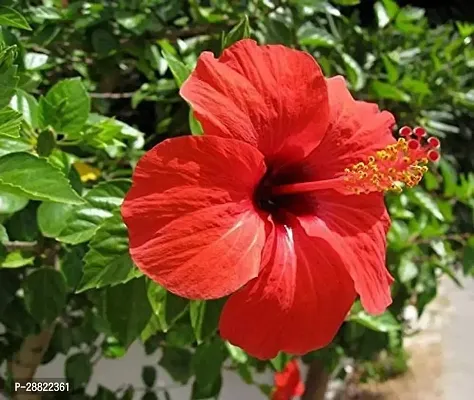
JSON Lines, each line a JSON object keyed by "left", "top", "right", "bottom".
{"left": 56, "top": 179, "right": 130, "bottom": 244}
{"left": 382, "top": 55, "right": 399, "bottom": 83}
{"left": 0, "top": 47, "right": 19, "bottom": 109}
{"left": 0, "top": 223, "right": 7, "bottom": 243}
{"left": 10, "top": 89, "right": 39, "bottom": 129}
{"left": 0, "top": 135, "right": 31, "bottom": 157}
{"left": 348, "top": 311, "right": 400, "bottom": 332}
{"left": 225, "top": 342, "right": 248, "bottom": 364}
{"left": 92, "top": 29, "right": 118, "bottom": 57}
{"left": 39, "top": 78, "right": 90, "bottom": 136}
{"left": 66, "top": 353, "right": 92, "bottom": 389}
{"left": 78, "top": 212, "right": 141, "bottom": 292}
{"left": 341, "top": 53, "right": 365, "bottom": 91}
{"left": 191, "top": 339, "right": 225, "bottom": 399}
{"left": 161, "top": 49, "right": 191, "bottom": 87}
{"left": 140, "top": 313, "right": 162, "bottom": 342}
{"left": 23, "top": 269, "right": 67, "bottom": 325}
{"left": 370, "top": 81, "right": 411, "bottom": 102}
{"left": 1, "top": 251, "right": 34, "bottom": 268}
{"left": 412, "top": 189, "right": 444, "bottom": 221}
{"left": 142, "top": 366, "right": 156, "bottom": 388}
{"left": 36, "top": 129, "right": 56, "bottom": 157}
{"left": 297, "top": 24, "right": 337, "bottom": 48}
{"left": 270, "top": 352, "right": 291, "bottom": 372}
{"left": 159, "top": 347, "right": 193, "bottom": 384}
{"left": 189, "top": 299, "right": 225, "bottom": 343}
{"left": 189, "top": 109, "right": 203, "bottom": 135}
{"left": 147, "top": 282, "right": 189, "bottom": 332}
{"left": 37, "top": 202, "right": 74, "bottom": 238}
{"left": 105, "top": 277, "right": 152, "bottom": 348}
{"left": 0, "top": 107, "right": 22, "bottom": 138}
{"left": 463, "top": 237, "right": 474, "bottom": 276}
{"left": 24, "top": 52, "right": 48, "bottom": 70}
{"left": 221, "top": 15, "right": 251, "bottom": 49}
{"left": 374, "top": 2, "right": 390, "bottom": 28}
{"left": 0, "top": 6, "right": 32, "bottom": 30}
{"left": 192, "top": 375, "right": 222, "bottom": 400}
{"left": 0, "top": 152, "right": 83, "bottom": 204}
{"left": 398, "top": 257, "right": 418, "bottom": 283}
{"left": 61, "top": 246, "right": 85, "bottom": 290}
{"left": 332, "top": 0, "right": 360, "bottom": 4}
{"left": 0, "top": 191, "right": 27, "bottom": 214}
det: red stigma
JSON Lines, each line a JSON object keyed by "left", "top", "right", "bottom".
{"left": 413, "top": 126, "right": 426, "bottom": 138}
{"left": 427, "top": 137, "right": 440, "bottom": 148}
{"left": 399, "top": 126, "right": 412, "bottom": 137}
{"left": 427, "top": 150, "right": 440, "bottom": 162}
{"left": 407, "top": 139, "right": 420, "bottom": 150}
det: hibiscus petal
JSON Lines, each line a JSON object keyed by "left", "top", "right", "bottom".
{"left": 121, "top": 136, "right": 267, "bottom": 299}
{"left": 299, "top": 190, "right": 393, "bottom": 315}
{"left": 219, "top": 222, "right": 355, "bottom": 359}
{"left": 180, "top": 39, "right": 329, "bottom": 163}
{"left": 272, "top": 360, "right": 305, "bottom": 400}
{"left": 302, "top": 76, "right": 396, "bottom": 181}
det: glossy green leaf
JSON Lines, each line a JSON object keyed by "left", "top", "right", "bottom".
{"left": 105, "top": 277, "right": 152, "bottom": 347}
{"left": 0, "top": 152, "right": 83, "bottom": 204}
{"left": 0, "top": 107, "right": 22, "bottom": 138}
{"left": 147, "top": 282, "right": 189, "bottom": 332}
{"left": 348, "top": 311, "right": 400, "bottom": 333}
{"left": 341, "top": 52, "right": 365, "bottom": 90}
{"left": 370, "top": 81, "right": 411, "bottom": 102}
{"left": 24, "top": 52, "right": 48, "bottom": 70}
{"left": 225, "top": 342, "right": 248, "bottom": 364}
{"left": 9, "top": 89, "right": 39, "bottom": 129}
{"left": 412, "top": 189, "right": 444, "bottom": 221}
{"left": 161, "top": 49, "right": 190, "bottom": 87}
{"left": 38, "top": 78, "right": 90, "bottom": 135}
{"left": 78, "top": 212, "right": 142, "bottom": 292}
{"left": 56, "top": 179, "right": 130, "bottom": 244}
{"left": 0, "top": 192, "right": 28, "bottom": 214}
{"left": 1, "top": 251, "right": 34, "bottom": 268}
{"left": 221, "top": 15, "right": 251, "bottom": 49}
{"left": 0, "top": 47, "right": 19, "bottom": 109}
{"left": 189, "top": 299, "right": 225, "bottom": 343}
{"left": 0, "top": 223, "right": 7, "bottom": 243}
{"left": 23, "top": 269, "right": 67, "bottom": 325}
{"left": 0, "top": 6, "right": 31, "bottom": 30}
{"left": 270, "top": 352, "right": 291, "bottom": 372}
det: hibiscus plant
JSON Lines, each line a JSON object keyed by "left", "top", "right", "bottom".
{"left": 0, "top": 1, "right": 473, "bottom": 400}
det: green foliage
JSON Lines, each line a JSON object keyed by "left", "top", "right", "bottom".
{"left": 0, "top": 1, "right": 472, "bottom": 399}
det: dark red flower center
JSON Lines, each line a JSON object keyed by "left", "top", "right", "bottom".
{"left": 254, "top": 163, "right": 317, "bottom": 222}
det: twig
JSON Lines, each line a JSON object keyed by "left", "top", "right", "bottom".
{"left": 89, "top": 92, "right": 136, "bottom": 99}
{"left": 3, "top": 241, "right": 41, "bottom": 253}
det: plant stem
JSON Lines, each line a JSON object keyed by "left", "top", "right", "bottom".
{"left": 302, "top": 359, "right": 330, "bottom": 400}
{"left": 10, "top": 324, "right": 56, "bottom": 400}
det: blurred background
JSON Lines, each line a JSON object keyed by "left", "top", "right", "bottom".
{"left": 0, "top": 0, "right": 473, "bottom": 399}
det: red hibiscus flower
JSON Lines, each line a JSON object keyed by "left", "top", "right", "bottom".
{"left": 121, "top": 39, "right": 440, "bottom": 359}
{"left": 271, "top": 359, "right": 305, "bottom": 400}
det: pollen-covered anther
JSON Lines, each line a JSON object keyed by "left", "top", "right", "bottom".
{"left": 344, "top": 127, "right": 441, "bottom": 195}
